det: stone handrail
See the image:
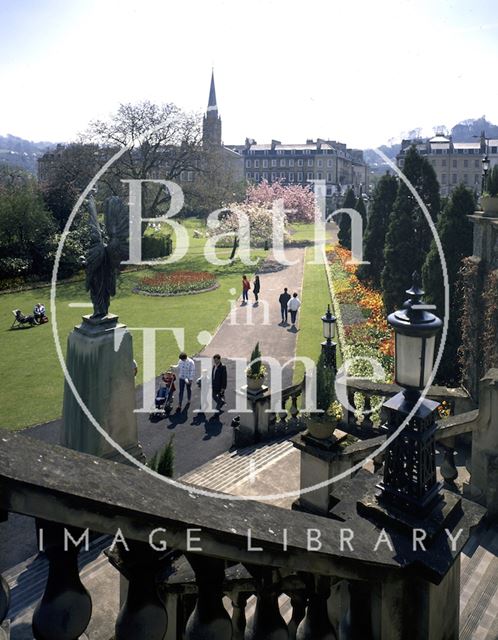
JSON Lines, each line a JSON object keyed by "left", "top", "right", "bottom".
{"left": 0, "top": 432, "right": 484, "bottom": 639}
{"left": 268, "top": 379, "right": 306, "bottom": 439}
{"left": 339, "top": 377, "right": 475, "bottom": 435}
{"left": 337, "top": 409, "right": 479, "bottom": 489}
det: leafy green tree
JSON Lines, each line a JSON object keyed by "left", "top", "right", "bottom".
{"left": 337, "top": 188, "right": 356, "bottom": 249}
{"left": 485, "top": 164, "right": 498, "bottom": 196}
{"left": 422, "top": 184, "right": 475, "bottom": 384}
{"left": 39, "top": 143, "right": 101, "bottom": 230}
{"left": 0, "top": 167, "right": 56, "bottom": 279}
{"left": 381, "top": 201, "right": 417, "bottom": 313}
{"left": 357, "top": 174, "right": 398, "bottom": 288}
{"left": 381, "top": 146, "right": 440, "bottom": 312}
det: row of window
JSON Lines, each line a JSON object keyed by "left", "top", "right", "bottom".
{"left": 246, "top": 172, "right": 336, "bottom": 182}
{"left": 431, "top": 158, "right": 481, "bottom": 169}
{"left": 440, "top": 173, "right": 480, "bottom": 185}
{"left": 248, "top": 149, "right": 336, "bottom": 156}
{"left": 246, "top": 158, "right": 335, "bottom": 168}
{"left": 432, "top": 148, "right": 479, "bottom": 155}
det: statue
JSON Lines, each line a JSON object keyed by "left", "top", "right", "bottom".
{"left": 84, "top": 196, "right": 129, "bottom": 318}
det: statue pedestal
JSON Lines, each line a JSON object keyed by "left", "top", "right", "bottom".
{"left": 61, "top": 314, "right": 144, "bottom": 464}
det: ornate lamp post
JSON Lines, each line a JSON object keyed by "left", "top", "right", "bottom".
{"left": 321, "top": 304, "right": 337, "bottom": 370}
{"left": 377, "top": 272, "right": 443, "bottom": 514}
{"left": 482, "top": 154, "right": 490, "bottom": 194}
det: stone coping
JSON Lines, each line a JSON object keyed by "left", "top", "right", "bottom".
{"left": 0, "top": 432, "right": 485, "bottom": 583}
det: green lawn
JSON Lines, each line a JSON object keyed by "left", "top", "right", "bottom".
{"left": 293, "top": 247, "right": 342, "bottom": 383}
{"left": 288, "top": 222, "right": 318, "bottom": 244}
{"left": 1, "top": 219, "right": 265, "bottom": 430}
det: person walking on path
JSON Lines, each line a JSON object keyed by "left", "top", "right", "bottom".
{"left": 253, "top": 275, "right": 261, "bottom": 305}
{"left": 175, "top": 352, "right": 195, "bottom": 411}
{"left": 287, "top": 292, "right": 301, "bottom": 329}
{"left": 242, "top": 275, "right": 250, "bottom": 304}
{"left": 211, "top": 354, "right": 227, "bottom": 412}
{"left": 278, "top": 287, "right": 291, "bottom": 325}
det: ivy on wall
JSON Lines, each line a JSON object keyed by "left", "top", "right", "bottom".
{"left": 458, "top": 256, "right": 485, "bottom": 396}
{"left": 482, "top": 269, "right": 498, "bottom": 373}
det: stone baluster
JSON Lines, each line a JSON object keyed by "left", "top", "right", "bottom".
{"left": 362, "top": 395, "right": 373, "bottom": 430}
{"left": 32, "top": 519, "right": 92, "bottom": 640}
{"left": 296, "top": 575, "right": 337, "bottom": 640}
{"left": 287, "top": 591, "right": 306, "bottom": 640}
{"left": 287, "top": 395, "right": 299, "bottom": 431}
{"left": 440, "top": 444, "right": 458, "bottom": 485}
{"left": 244, "top": 566, "right": 288, "bottom": 640}
{"left": 279, "top": 397, "right": 289, "bottom": 430}
{"left": 231, "top": 591, "right": 250, "bottom": 640}
{"left": 114, "top": 540, "right": 168, "bottom": 640}
{"left": 185, "top": 554, "right": 232, "bottom": 640}
{"left": 347, "top": 390, "right": 356, "bottom": 426}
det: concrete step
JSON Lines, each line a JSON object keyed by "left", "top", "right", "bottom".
{"left": 180, "top": 437, "right": 295, "bottom": 493}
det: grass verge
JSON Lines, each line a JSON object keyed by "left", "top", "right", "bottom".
{"left": 293, "top": 248, "right": 342, "bottom": 384}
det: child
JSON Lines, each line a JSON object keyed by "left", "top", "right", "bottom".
{"left": 242, "top": 275, "right": 251, "bottom": 303}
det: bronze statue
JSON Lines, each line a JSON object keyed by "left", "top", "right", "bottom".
{"left": 85, "top": 196, "right": 129, "bottom": 318}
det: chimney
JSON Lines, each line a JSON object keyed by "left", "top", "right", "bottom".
{"left": 271, "top": 139, "right": 281, "bottom": 151}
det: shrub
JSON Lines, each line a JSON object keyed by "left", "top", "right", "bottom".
{"left": 247, "top": 342, "right": 266, "bottom": 379}
{"left": 142, "top": 235, "right": 172, "bottom": 260}
{"left": 148, "top": 436, "right": 175, "bottom": 478}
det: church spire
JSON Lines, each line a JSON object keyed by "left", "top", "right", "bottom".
{"left": 203, "top": 69, "right": 222, "bottom": 147}
{"left": 207, "top": 69, "right": 218, "bottom": 112}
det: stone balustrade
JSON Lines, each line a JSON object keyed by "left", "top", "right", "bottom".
{"left": 338, "top": 377, "right": 475, "bottom": 436}
{"left": 268, "top": 381, "right": 306, "bottom": 438}
{"left": 0, "top": 430, "right": 484, "bottom": 639}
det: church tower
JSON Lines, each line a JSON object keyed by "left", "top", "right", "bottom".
{"left": 202, "top": 70, "right": 222, "bottom": 148}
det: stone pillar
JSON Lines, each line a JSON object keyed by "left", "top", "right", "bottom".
{"left": 235, "top": 385, "right": 271, "bottom": 446}
{"left": 291, "top": 431, "right": 349, "bottom": 516}
{"left": 466, "top": 369, "right": 498, "bottom": 518}
{"left": 376, "top": 559, "right": 460, "bottom": 640}
{"left": 61, "top": 314, "right": 143, "bottom": 463}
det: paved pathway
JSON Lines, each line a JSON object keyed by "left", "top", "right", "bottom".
{"left": 202, "top": 246, "right": 305, "bottom": 368}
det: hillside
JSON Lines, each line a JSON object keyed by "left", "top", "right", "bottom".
{"left": 0, "top": 134, "right": 55, "bottom": 175}
{"left": 366, "top": 116, "right": 498, "bottom": 174}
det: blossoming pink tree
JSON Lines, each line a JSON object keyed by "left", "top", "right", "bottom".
{"left": 246, "top": 179, "right": 315, "bottom": 223}
{"left": 206, "top": 202, "right": 289, "bottom": 248}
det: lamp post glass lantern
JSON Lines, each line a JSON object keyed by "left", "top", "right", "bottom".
{"left": 321, "top": 304, "right": 337, "bottom": 370}
{"left": 482, "top": 155, "right": 490, "bottom": 193}
{"left": 322, "top": 304, "right": 336, "bottom": 341}
{"left": 387, "top": 272, "right": 442, "bottom": 397}
{"left": 377, "top": 272, "right": 444, "bottom": 514}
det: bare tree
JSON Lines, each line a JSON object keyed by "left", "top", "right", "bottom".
{"left": 83, "top": 101, "right": 202, "bottom": 217}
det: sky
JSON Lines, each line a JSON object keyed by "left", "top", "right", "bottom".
{"left": 1, "top": 0, "right": 498, "bottom": 149}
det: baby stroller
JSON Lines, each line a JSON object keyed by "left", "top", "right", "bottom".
{"left": 149, "top": 371, "right": 176, "bottom": 421}
{"left": 11, "top": 309, "right": 37, "bottom": 329}
{"left": 33, "top": 303, "right": 48, "bottom": 325}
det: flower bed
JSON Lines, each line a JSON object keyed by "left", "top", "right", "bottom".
{"left": 134, "top": 271, "right": 218, "bottom": 296}
{"left": 327, "top": 244, "right": 394, "bottom": 378}
{"left": 326, "top": 244, "right": 395, "bottom": 424}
